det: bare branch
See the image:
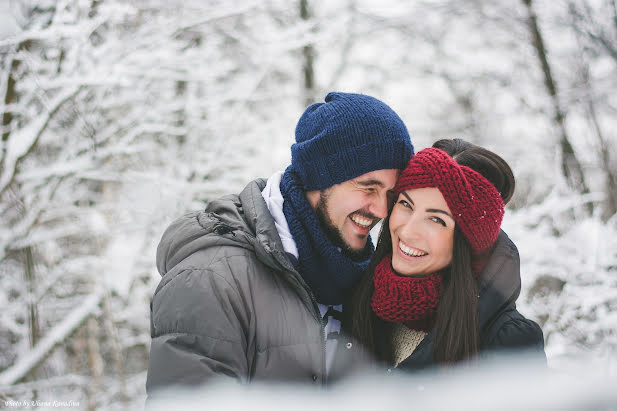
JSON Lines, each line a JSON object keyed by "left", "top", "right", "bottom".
{"left": 300, "top": 0, "right": 316, "bottom": 106}
{"left": 521, "top": 0, "right": 590, "bottom": 198}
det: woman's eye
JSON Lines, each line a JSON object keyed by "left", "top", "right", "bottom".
{"left": 431, "top": 216, "right": 446, "bottom": 227}
{"left": 398, "top": 200, "right": 412, "bottom": 209}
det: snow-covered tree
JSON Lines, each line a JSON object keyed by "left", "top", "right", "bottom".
{"left": 1, "top": 0, "right": 615, "bottom": 409}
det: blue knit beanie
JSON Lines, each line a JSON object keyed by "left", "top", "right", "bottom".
{"left": 291, "top": 92, "right": 414, "bottom": 191}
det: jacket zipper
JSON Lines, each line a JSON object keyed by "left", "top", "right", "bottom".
{"left": 227, "top": 221, "right": 328, "bottom": 385}
{"left": 276, "top": 269, "right": 327, "bottom": 384}
{"left": 280, "top": 259, "right": 327, "bottom": 385}
{"left": 313, "top": 298, "right": 327, "bottom": 386}
{"left": 269, "top": 245, "right": 328, "bottom": 384}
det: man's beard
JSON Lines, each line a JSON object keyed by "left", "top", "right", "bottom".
{"left": 314, "top": 190, "right": 373, "bottom": 261}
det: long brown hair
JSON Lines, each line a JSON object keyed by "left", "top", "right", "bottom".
{"left": 350, "top": 138, "right": 515, "bottom": 365}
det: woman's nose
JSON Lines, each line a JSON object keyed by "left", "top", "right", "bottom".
{"left": 399, "top": 215, "right": 422, "bottom": 239}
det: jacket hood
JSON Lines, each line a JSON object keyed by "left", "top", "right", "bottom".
{"left": 476, "top": 230, "right": 522, "bottom": 326}
{"left": 156, "top": 179, "right": 296, "bottom": 278}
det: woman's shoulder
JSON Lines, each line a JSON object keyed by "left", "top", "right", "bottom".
{"left": 481, "top": 308, "right": 546, "bottom": 358}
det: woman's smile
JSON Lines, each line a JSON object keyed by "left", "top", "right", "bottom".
{"left": 397, "top": 239, "right": 428, "bottom": 257}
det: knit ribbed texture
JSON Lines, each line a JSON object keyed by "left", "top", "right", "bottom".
{"left": 394, "top": 147, "right": 505, "bottom": 255}
{"left": 281, "top": 166, "right": 373, "bottom": 305}
{"left": 371, "top": 254, "right": 442, "bottom": 331}
{"left": 292, "top": 92, "right": 414, "bottom": 191}
{"left": 392, "top": 324, "right": 427, "bottom": 367}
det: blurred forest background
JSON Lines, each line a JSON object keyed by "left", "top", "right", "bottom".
{"left": 0, "top": 0, "right": 616, "bottom": 409}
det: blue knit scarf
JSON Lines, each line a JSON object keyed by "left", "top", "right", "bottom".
{"left": 280, "top": 166, "right": 374, "bottom": 305}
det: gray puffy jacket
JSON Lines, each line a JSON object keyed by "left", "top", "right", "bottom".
{"left": 146, "top": 179, "right": 360, "bottom": 395}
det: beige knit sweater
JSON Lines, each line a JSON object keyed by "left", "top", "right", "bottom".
{"left": 392, "top": 324, "right": 427, "bottom": 367}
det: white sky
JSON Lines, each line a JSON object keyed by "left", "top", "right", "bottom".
{"left": 0, "top": 1, "right": 20, "bottom": 40}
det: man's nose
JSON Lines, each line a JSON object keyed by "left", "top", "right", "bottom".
{"left": 370, "top": 193, "right": 389, "bottom": 219}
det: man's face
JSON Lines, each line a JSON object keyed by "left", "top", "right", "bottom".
{"left": 307, "top": 169, "right": 399, "bottom": 259}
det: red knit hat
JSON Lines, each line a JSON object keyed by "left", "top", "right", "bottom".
{"left": 394, "top": 147, "right": 505, "bottom": 255}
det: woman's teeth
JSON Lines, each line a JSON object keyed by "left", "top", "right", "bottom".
{"left": 399, "top": 241, "right": 427, "bottom": 257}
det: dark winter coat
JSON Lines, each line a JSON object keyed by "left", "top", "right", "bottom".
{"left": 394, "top": 231, "right": 546, "bottom": 371}
{"left": 146, "top": 179, "right": 361, "bottom": 396}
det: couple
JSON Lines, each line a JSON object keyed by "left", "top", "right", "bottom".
{"left": 147, "top": 92, "right": 545, "bottom": 394}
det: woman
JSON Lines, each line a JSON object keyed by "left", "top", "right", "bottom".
{"left": 350, "top": 138, "right": 545, "bottom": 370}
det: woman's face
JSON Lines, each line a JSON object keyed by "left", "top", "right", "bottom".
{"left": 389, "top": 187, "right": 455, "bottom": 276}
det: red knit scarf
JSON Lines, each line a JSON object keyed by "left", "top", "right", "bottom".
{"left": 371, "top": 254, "right": 442, "bottom": 332}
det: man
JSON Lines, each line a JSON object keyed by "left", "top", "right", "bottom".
{"left": 146, "top": 92, "right": 414, "bottom": 393}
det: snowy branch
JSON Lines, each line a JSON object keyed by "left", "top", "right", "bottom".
{"left": 0, "top": 86, "right": 82, "bottom": 197}
{"left": 0, "top": 291, "right": 103, "bottom": 386}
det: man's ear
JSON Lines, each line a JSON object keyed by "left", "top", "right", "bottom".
{"left": 305, "top": 190, "right": 320, "bottom": 211}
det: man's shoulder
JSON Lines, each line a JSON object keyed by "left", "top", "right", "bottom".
{"left": 157, "top": 221, "right": 264, "bottom": 281}
{"left": 157, "top": 178, "right": 273, "bottom": 266}
{"left": 154, "top": 177, "right": 289, "bottom": 293}
{"left": 203, "top": 178, "right": 271, "bottom": 230}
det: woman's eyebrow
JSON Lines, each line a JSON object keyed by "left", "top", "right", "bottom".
{"left": 401, "top": 191, "right": 414, "bottom": 204}
{"left": 427, "top": 208, "right": 454, "bottom": 218}
{"left": 402, "top": 191, "right": 453, "bottom": 219}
